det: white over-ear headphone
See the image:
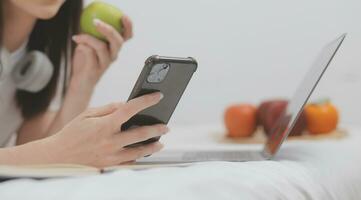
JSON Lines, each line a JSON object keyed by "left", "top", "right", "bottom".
{"left": 12, "top": 51, "right": 54, "bottom": 92}
{"left": 0, "top": 50, "right": 54, "bottom": 93}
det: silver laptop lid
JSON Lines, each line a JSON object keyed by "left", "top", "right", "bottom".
{"left": 262, "top": 33, "right": 346, "bottom": 158}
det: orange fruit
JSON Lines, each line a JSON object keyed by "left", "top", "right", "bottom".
{"left": 224, "top": 104, "right": 257, "bottom": 137}
{"left": 304, "top": 100, "right": 339, "bottom": 134}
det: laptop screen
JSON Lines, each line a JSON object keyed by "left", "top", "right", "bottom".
{"left": 262, "top": 34, "right": 346, "bottom": 157}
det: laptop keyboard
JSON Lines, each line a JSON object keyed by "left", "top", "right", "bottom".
{"left": 182, "top": 151, "right": 263, "bottom": 162}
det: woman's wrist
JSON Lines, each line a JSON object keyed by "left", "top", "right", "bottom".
{"left": 35, "top": 134, "right": 68, "bottom": 164}
{"left": 68, "top": 76, "right": 95, "bottom": 97}
{"left": 60, "top": 77, "right": 94, "bottom": 117}
{"left": 26, "top": 137, "right": 58, "bottom": 164}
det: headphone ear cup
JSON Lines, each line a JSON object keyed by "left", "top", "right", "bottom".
{"left": 12, "top": 51, "right": 54, "bottom": 93}
{"left": 0, "top": 48, "right": 11, "bottom": 82}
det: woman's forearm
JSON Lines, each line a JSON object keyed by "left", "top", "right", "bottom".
{"left": 0, "top": 138, "right": 55, "bottom": 165}
{"left": 46, "top": 81, "right": 94, "bottom": 135}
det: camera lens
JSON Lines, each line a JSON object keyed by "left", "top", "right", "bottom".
{"left": 147, "top": 63, "right": 170, "bottom": 83}
{"left": 162, "top": 63, "right": 169, "bottom": 69}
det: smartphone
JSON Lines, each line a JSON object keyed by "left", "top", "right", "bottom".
{"left": 121, "top": 55, "right": 198, "bottom": 147}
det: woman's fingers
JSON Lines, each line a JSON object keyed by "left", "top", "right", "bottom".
{"left": 122, "top": 15, "right": 133, "bottom": 41}
{"left": 83, "top": 102, "right": 122, "bottom": 118}
{"left": 73, "top": 34, "right": 111, "bottom": 70}
{"left": 123, "top": 92, "right": 164, "bottom": 118}
{"left": 115, "top": 124, "right": 168, "bottom": 147}
{"left": 117, "top": 142, "right": 164, "bottom": 163}
{"left": 106, "top": 92, "right": 163, "bottom": 130}
{"left": 75, "top": 15, "right": 133, "bottom": 63}
{"left": 94, "top": 18, "right": 124, "bottom": 60}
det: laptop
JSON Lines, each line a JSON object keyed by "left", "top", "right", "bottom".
{"left": 139, "top": 34, "right": 346, "bottom": 163}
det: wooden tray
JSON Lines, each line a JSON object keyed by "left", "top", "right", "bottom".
{"left": 216, "top": 128, "right": 348, "bottom": 144}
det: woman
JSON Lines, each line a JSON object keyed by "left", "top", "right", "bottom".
{"left": 0, "top": 0, "right": 168, "bottom": 168}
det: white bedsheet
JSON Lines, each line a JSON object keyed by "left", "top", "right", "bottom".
{"left": 1, "top": 124, "right": 361, "bottom": 200}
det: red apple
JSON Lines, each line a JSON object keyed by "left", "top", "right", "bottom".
{"left": 258, "top": 100, "right": 281, "bottom": 126}
{"left": 259, "top": 100, "right": 306, "bottom": 137}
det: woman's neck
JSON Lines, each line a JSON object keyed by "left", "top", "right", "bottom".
{"left": 3, "top": 0, "right": 37, "bottom": 52}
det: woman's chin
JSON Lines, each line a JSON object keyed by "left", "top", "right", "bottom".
{"left": 11, "top": 0, "right": 65, "bottom": 20}
{"left": 31, "top": 5, "right": 62, "bottom": 19}
{"left": 36, "top": 10, "right": 59, "bottom": 19}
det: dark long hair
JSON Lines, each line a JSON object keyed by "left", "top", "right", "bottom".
{"left": 0, "top": 1, "right": 83, "bottom": 119}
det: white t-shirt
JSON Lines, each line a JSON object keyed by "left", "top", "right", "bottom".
{"left": 0, "top": 43, "right": 27, "bottom": 147}
{"left": 0, "top": 44, "right": 63, "bottom": 147}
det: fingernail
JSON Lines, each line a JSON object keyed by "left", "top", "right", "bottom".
{"left": 164, "top": 126, "right": 170, "bottom": 133}
{"left": 93, "top": 18, "right": 103, "bottom": 26}
{"left": 72, "top": 35, "right": 78, "bottom": 42}
{"left": 159, "top": 93, "right": 164, "bottom": 100}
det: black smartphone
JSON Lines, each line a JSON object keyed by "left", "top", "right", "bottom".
{"left": 121, "top": 55, "right": 198, "bottom": 147}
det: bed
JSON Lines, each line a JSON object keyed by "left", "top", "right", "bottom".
{"left": 1, "top": 124, "right": 361, "bottom": 200}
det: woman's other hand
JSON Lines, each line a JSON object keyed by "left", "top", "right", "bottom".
{"left": 39, "top": 15, "right": 134, "bottom": 137}
{"left": 71, "top": 15, "right": 133, "bottom": 91}
{"left": 45, "top": 92, "right": 167, "bottom": 168}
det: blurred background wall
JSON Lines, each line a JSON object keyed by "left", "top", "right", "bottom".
{"left": 86, "top": 0, "right": 361, "bottom": 126}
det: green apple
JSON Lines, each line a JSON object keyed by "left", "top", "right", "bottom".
{"left": 80, "top": 1, "right": 123, "bottom": 41}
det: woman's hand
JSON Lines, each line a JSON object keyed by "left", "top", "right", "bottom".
{"left": 70, "top": 15, "right": 133, "bottom": 90}
{"left": 43, "top": 92, "right": 167, "bottom": 168}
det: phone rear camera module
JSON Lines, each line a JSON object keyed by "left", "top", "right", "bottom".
{"left": 147, "top": 63, "right": 170, "bottom": 83}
